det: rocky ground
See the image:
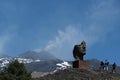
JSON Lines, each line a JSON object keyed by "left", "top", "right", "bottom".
{"left": 32, "top": 68, "right": 120, "bottom": 80}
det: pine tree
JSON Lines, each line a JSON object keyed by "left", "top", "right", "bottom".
{"left": 0, "top": 60, "right": 32, "bottom": 80}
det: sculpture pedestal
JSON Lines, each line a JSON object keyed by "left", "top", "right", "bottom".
{"left": 73, "top": 60, "right": 89, "bottom": 69}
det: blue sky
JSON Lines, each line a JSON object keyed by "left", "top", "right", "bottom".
{"left": 0, "top": 0, "right": 120, "bottom": 65}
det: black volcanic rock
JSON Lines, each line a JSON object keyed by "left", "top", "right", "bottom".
{"left": 18, "top": 50, "right": 57, "bottom": 60}
{"left": 25, "top": 59, "right": 62, "bottom": 72}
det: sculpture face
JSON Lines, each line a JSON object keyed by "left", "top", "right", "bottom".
{"left": 80, "top": 42, "right": 86, "bottom": 54}
{"left": 73, "top": 41, "right": 86, "bottom": 60}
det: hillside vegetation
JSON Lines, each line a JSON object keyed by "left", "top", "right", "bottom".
{"left": 33, "top": 68, "right": 120, "bottom": 80}
{"left": 0, "top": 60, "right": 32, "bottom": 80}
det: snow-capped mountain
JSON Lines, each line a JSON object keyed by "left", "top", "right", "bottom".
{"left": 14, "top": 57, "right": 37, "bottom": 63}
{"left": 0, "top": 55, "right": 12, "bottom": 71}
{"left": 0, "top": 57, "right": 11, "bottom": 67}
{"left": 0, "top": 53, "right": 120, "bottom": 73}
{"left": 14, "top": 50, "right": 58, "bottom": 64}
{"left": 0, "top": 50, "right": 63, "bottom": 72}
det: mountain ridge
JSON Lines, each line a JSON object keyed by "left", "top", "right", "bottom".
{"left": 0, "top": 51, "right": 120, "bottom": 74}
{"left": 0, "top": 50, "right": 64, "bottom": 72}
{"left": 17, "top": 50, "right": 57, "bottom": 60}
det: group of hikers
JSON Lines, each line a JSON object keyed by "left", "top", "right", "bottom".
{"left": 100, "top": 60, "right": 117, "bottom": 73}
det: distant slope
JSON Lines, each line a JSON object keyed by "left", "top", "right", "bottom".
{"left": 87, "top": 58, "right": 120, "bottom": 73}
{"left": 25, "top": 59, "right": 62, "bottom": 72}
{"left": 18, "top": 50, "right": 57, "bottom": 60}
{"left": 87, "top": 58, "right": 101, "bottom": 69}
{"left": 15, "top": 50, "right": 63, "bottom": 72}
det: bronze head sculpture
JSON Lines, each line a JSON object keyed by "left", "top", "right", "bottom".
{"left": 73, "top": 41, "right": 86, "bottom": 60}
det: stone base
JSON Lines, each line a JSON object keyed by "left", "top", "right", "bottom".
{"left": 73, "top": 60, "right": 89, "bottom": 69}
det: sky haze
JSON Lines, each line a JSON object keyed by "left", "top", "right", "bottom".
{"left": 0, "top": 0, "right": 120, "bottom": 65}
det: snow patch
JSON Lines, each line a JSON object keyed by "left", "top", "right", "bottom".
{"left": 54, "top": 61, "right": 72, "bottom": 72}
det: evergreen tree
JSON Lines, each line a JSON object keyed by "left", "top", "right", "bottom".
{"left": 0, "top": 60, "right": 32, "bottom": 80}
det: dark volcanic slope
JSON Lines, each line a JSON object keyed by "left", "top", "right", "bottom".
{"left": 25, "top": 59, "right": 62, "bottom": 72}
{"left": 34, "top": 69, "right": 120, "bottom": 80}
{"left": 18, "top": 50, "right": 57, "bottom": 60}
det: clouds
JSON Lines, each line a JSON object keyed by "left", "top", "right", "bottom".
{"left": 0, "top": 34, "right": 10, "bottom": 54}
{"left": 0, "top": 1, "right": 20, "bottom": 55}
{"left": 0, "top": 1, "right": 18, "bottom": 54}
{"left": 43, "top": 0, "right": 120, "bottom": 60}
{"left": 0, "top": 26, "right": 18, "bottom": 54}
{"left": 44, "top": 26, "right": 80, "bottom": 51}
{"left": 44, "top": 26, "right": 79, "bottom": 60}
{"left": 44, "top": 25, "right": 107, "bottom": 60}
{"left": 87, "top": 0, "right": 120, "bottom": 24}
{"left": 0, "top": 30, "right": 13, "bottom": 54}
{"left": 0, "top": 0, "right": 119, "bottom": 64}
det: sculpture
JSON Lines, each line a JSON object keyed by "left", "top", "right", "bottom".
{"left": 73, "top": 41, "right": 86, "bottom": 60}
